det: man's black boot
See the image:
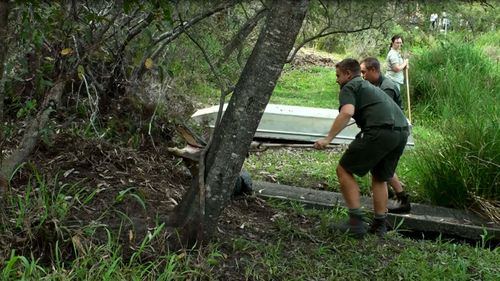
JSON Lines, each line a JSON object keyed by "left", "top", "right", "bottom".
{"left": 369, "top": 217, "right": 388, "bottom": 237}
{"left": 388, "top": 191, "right": 411, "bottom": 214}
{"left": 330, "top": 213, "right": 367, "bottom": 239}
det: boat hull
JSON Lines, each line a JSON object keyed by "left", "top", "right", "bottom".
{"left": 191, "top": 104, "right": 415, "bottom": 147}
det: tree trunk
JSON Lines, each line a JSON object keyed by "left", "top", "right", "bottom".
{"left": 0, "top": 0, "right": 8, "bottom": 121}
{"left": 171, "top": 0, "right": 309, "bottom": 245}
{"left": 0, "top": 0, "right": 10, "bottom": 192}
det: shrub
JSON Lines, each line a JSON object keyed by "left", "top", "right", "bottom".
{"left": 415, "top": 117, "right": 499, "bottom": 205}
{"left": 411, "top": 41, "right": 499, "bottom": 218}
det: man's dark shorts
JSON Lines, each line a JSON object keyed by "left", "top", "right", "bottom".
{"left": 339, "top": 127, "right": 409, "bottom": 181}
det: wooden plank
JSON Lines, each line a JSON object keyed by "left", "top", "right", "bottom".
{"left": 254, "top": 181, "right": 500, "bottom": 241}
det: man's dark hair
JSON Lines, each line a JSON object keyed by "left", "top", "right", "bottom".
{"left": 335, "top": 58, "right": 360, "bottom": 75}
{"left": 360, "top": 57, "right": 381, "bottom": 72}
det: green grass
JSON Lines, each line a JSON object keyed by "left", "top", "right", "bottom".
{"left": 3, "top": 201, "right": 499, "bottom": 280}
{"left": 225, "top": 237, "right": 499, "bottom": 280}
{"left": 271, "top": 66, "right": 338, "bottom": 108}
{"left": 1, "top": 228, "right": 195, "bottom": 280}
{"left": 191, "top": 64, "right": 339, "bottom": 109}
{"left": 245, "top": 148, "right": 341, "bottom": 190}
{"left": 219, "top": 201, "right": 500, "bottom": 281}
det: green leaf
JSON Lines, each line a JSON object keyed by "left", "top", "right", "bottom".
{"left": 77, "top": 65, "right": 85, "bottom": 80}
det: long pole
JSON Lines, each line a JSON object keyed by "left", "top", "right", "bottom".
{"left": 405, "top": 67, "right": 412, "bottom": 123}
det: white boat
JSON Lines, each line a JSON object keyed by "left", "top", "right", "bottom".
{"left": 191, "top": 104, "right": 414, "bottom": 147}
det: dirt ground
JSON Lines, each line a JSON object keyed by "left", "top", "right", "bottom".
{"left": 0, "top": 131, "right": 270, "bottom": 255}
{"left": 291, "top": 48, "right": 338, "bottom": 68}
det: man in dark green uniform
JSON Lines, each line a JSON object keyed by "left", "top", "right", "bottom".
{"left": 361, "top": 57, "right": 402, "bottom": 108}
{"left": 360, "top": 57, "right": 411, "bottom": 214}
{"left": 314, "top": 58, "right": 409, "bottom": 238}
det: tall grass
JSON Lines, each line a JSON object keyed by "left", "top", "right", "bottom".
{"left": 411, "top": 41, "right": 500, "bottom": 217}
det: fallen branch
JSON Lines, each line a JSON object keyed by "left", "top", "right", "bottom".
{"left": 167, "top": 145, "right": 202, "bottom": 162}
{"left": 1, "top": 80, "right": 65, "bottom": 180}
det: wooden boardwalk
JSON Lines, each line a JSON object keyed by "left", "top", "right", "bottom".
{"left": 254, "top": 181, "right": 500, "bottom": 241}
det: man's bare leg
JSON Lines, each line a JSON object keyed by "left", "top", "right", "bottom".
{"left": 370, "top": 175, "right": 389, "bottom": 236}
{"left": 388, "top": 173, "right": 411, "bottom": 214}
{"left": 334, "top": 164, "right": 366, "bottom": 238}
{"left": 371, "top": 176, "right": 388, "bottom": 215}
{"left": 336, "top": 165, "right": 361, "bottom": 209}
{"left": 388, "top": 173, "right": 403, "bottom": 193}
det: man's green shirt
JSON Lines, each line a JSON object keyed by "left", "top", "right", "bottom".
{"left": 339, "top": 76, "right": 407, "bottom": 129}
{"left": 376, "top": 74, "right": 403, "bottom": 110}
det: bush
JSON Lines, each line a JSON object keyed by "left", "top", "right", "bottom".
{"left": 415, "top": 118, "right": 499, "bottom": 206}
{"left": 411, "top": 41, "right": 500, "bottom": 216}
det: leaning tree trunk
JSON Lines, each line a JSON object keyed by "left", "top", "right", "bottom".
{"left": 171, "top": 0, "right": 309, "bottom": 245}
{"left": 0, "top": 0, "right": 10, "bottom": 191}
{"left": 0, "top": 0, "right": 8, "bottom": 120}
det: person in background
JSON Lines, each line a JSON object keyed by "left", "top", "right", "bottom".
{"left": 314, "top": 59, "right": 409, "bottom": 238}
{"left": 360, "top": 57, "right": 411, "bottom": 214}
{"left": 441, "top": 12, "right": 451, "bottom": 32}
{"left": 385, "top": 35, "right": 408, "bottom": 91}
{"left": 430, "top": 13, "right": 438, "bottom": 30}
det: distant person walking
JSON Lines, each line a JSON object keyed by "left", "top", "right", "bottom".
{"left": 360, "top": 57, "right": 411, "bottom": 214}
{"left": 385, "top": 35, "right": 408, "bottom": 91}
{"left": 430, "top": 13, "right": 438, "bottom": 29}
{"left": 441, "top": 12, "right": 451, "bottom": 33}
{"left": 314, "top": 59, "right": 409, "bottom": 238}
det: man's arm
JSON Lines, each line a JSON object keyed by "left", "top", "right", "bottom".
{"left": 314, "top": 104, "right": 354, "bottom": 149}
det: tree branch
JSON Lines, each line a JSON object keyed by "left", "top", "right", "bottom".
{"left": 152, "top": 1, "right": 238, "bottom": 44}
{"left": 132, "top": 0, "right": 239, "bottom": 80}
{"left": 216, "top": 7, "right": 267, "bottom": 66}
{"left": 117, "top": 12, "right": 154, "bottom": 56}
{"left": 287, "top": 18, "right": 389, "bottom": 63}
